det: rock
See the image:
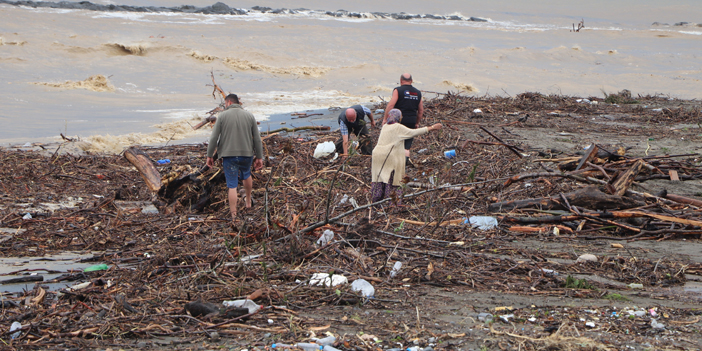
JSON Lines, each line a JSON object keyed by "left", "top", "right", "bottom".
{"left": 576, "top": 254, "right": 598, "bottom": 263}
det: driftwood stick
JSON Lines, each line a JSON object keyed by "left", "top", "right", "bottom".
{"left": 210, "top": 70, "right": 227, "bottom": 100}
{"left": 663, "top": 193, "right": 702, "bottom": 208}
{"left": 261, "top": 126, "right": 331, "bottom": 135}
{"left": 478, "top": 126, "right": 524, "bottom": 157}
{"left": 461, "top": 140, "right": 524, "bottom": 158}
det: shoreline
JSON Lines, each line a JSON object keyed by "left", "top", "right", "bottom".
{"left": 1, "top": 91, "right": 702, "bottom": 349}
{"left": 0, "top": 103, "right": 381, "bottom": 155}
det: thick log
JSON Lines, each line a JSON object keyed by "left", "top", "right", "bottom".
{"left": 1, "top": 275, "right": 43, "bottom": 284}
{"left": 610, "top": 159, "right": 644, "bottom": 196}
{"left": 489, "top": 186, "right": 644, "bottom": 212}
{"left": 123, "top": 147, "right": 162, "bottom": 192}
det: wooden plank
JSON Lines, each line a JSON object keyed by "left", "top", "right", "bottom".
{"left": 669, "top": 170, "right": 680, "bottom": 181}
{"left": 611, "top": 159, "right": 644, "bottom": 196}
{"left": 575, "top": 143, "right": 598, "bottom": 171}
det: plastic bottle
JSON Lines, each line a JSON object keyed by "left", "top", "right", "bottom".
{"left": 322, "top": 346, "right": 341, "bottom": 351}
{"left": 351, "top": 279, "right": 375, "bottom": 298}
{"left": 84, "top": 264, "right": 109, "bottom": 272}
{"left": 271, "top": 343, "right": 293, "bottom": 349}
{"left": 295, "top": 343, "right": 323, "bottom": 351}
{"left": 221, "top": 299, "right": 260, "bottom": 314}
{"left": 477, "top": 312, "right": 493, "bottom": 322}
{"left": 464, "top": 216, "right": 498, "bottom": 230}
{"left": 390, "top": 261, "right": 402, "bottom": 278}
{"left": 314, "top": 336, "right": 336, "bottom": 346}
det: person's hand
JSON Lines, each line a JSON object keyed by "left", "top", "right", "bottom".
{"left": 431, "top": 123, "right": 443, "bottom": 131}
{"left": 415, "top": 123, "right": 420, "bottom": 128}
{"left": 206, "top": 157, "right": 214, "bottom": 168}
{"left": 253, "top": 158, "right": 264, "bottom": 171}
{"left": 370, "top": 120, "right": 376, "bottom": 128}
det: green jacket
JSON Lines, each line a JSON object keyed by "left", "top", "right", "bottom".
{"left": 207, "top": 104, "right": 263, "bottom": 159}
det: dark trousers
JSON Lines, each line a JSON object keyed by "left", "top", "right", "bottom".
{"left": 335, "top": 120, "right": 372, "bottom": 155}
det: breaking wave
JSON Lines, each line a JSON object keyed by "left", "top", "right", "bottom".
{"left": 0, "top": 0, "right": 489, "bottom": 23}
{"left": 79, "top": 116, "right": 203, "bottom": 154}
{"left": 103, "top": 42, "right": 150, "bottom": 55}
{"left": 442, "top": 80, "right": 479, "bottom": 93}
{"left": 0, "top": 37, "right": 27, "bottom": 45}
{"left": 32, "top": 75, "right": 115, "bottom": 92}
{"left": 189, "top": 50, "right": 217, "bottom": 62}
{"left": 222, "top": 57, "right": 331, "bottom": 77}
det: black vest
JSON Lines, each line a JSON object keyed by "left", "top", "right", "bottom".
{"left": 338, "top": 105, "right": 366, "bottom": 130}
{"left": 394, "top": 85, "right": 421, "bottom": 125}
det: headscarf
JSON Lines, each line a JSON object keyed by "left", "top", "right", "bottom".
{"left": 386, "top": 108, "right": 402, "bottom": 125}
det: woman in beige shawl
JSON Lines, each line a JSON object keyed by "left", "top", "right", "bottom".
{"left": 371, "top": 109, "right": 442, "bottom": 204}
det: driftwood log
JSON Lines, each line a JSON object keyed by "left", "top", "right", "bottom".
{"left": 123, "top": 147, "right": 162, "bottom": 192}
{"left": 488, "top": 186, "right": 644, "bottom": 212}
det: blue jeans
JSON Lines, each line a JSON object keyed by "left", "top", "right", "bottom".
{"left": 222, "top": 156, "right": 253, "bottom": 189}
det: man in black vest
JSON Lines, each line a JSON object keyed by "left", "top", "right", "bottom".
{"left": 383, "top": 73, "right": 424, "bottom": 164}
{"left": 336, "top": 104, "right": 375, "bottom": 156}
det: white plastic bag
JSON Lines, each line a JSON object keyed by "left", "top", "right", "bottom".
{"left": 316, "top": 230, "right": 334, "bottom": 246}
{"left": 351, "top": 279, "right": 375, "bottom": 297}
{"left": 222, "top": 299, "right": 260, "bottom": 314}
{"left": 313, "top": 141, "right": 336, "bottom": 159}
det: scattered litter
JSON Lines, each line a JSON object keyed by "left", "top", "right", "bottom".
{"left": 22, "top": 213, "right": 32, "bottom": 220}
{"left": 309, "top": 273, "right": 348, "bottom": 287}
{"left": 499, "top": 314, "right": 514, "bottom": 322}
{"left": 156, "top": 159, "right": 171, "bottom": 165}
{"left": 351, "top": 279, "right": 375, "bottom": 298}
{"left": 627, "top": 283, "right": 643, "bottom": 289}
{"left": 651, "top": 319, "right": 665, "bottom": 330}
{"left": 316, "top": 229, "right": 334, "bottom": 246}
{"left": 477, "top": 312, "right": 493, "bottom": 322}
{"left": 314, "top": 336, "right": 336, "bottom": 346}
{"left": 473, "top": 108, "right": 482, "bottom": 113}
{"left": 69, "top": 282, "right": 91, "bottom": 291}
{"left": 314, "top": 141, "right": 336, "bottom": 159}
{"left": 84, "top": 264, "right": 109, "bottom": 272}
{"left": 10, "top": 321, "right": 21, "bottom": 339}
{"left": 338, "top": 194, "right": 349, "bottom": 205}
{"left": 390, "top": 261, "right": 402, "bottom": 278}
{"left": 540, "top": 268, "right": 558, "bottom": 276}
{"left": 444, "top": 149, "right": 456, "bottom": 159}
{"left": 628, "top": 310, "right": 646, "bottom": 317}
{"left": 463, "top": 216, "right": 498, "bottom": 230}
{"left": 585, "top": 321, "right": 596, "bottom": 328}
{"left": 576, "top": 254, "right": 598, "bottom": 263}
{"left": 222, "top": 299, "right": 260, "bottom": 314}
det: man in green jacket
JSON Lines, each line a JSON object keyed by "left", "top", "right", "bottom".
{"left": 206, "top": 94, "right": 263, "bottom": 222}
